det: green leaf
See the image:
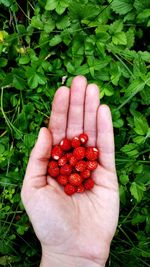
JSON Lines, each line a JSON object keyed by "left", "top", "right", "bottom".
{"left": 49, "top": 35, "right": 62, "bottom": 46}
{"left": 134, "top": 114, "right": 149, "bottom": 135}
{"left": 112, "top": 32, "right": 127, "bottom": 45}
{"left": 28, "top": 72, "right": 38, "bottom": 89}
{"left": 0, "top": 0, "right": 13, "bottom": 7}
{"left": 44, "top": 18, "right": 55, "bottom": 33}
{"left": 45, "top": 0, "right": 57, "bottom": 10}
{"left": 120, "top": 174, "right": 129, "bottom": 185}
{"left": 124, "top": 79, "right": 145, "bottom": 98}
{"left": 19, "top": 55, "right": 30, "bottom": 65}
{"left": 126, "top": 27, "right": 135, "bottom": 49}
{"left": 119, "top": 185, "right": 127, "bottom": 205}
{"left": 13, "top": 75, "right": 25, "bottom": 90}
{"left": 56, "top": 0, "right": 68, "bottom": 15}
{"left": 111, "top": 0, "right": 133, "bottom": 15}
{"left": 133, "top": 136, "right": 145, "bottom": 144}
{"left": 0, "top": 144, "right": 5, "bottom": 154}
{"left": 31, "top": 15, "right": 44, "bottom": 30}
{"left": 0, "top": 58, "right": 7, "bottom": 67}
{"left": 121, "top": 143, "right": 139, "bottom": 157}
{"left": 56, "top": 16, "right": 70, "bottom": 30}
{"left": 109, "top": 20, "right": 123, "bottom": 34}
{"left": 130, "top": 182, "right": 146, "bottom": 202}
{"left": 69, "top": 2, "right": 100, "bottom": 20}
{"left": 137, "top": 9, "right": 150, "bottom": 20}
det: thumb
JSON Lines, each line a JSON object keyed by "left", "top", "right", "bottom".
{"left": 24, "top": 127, "right": 52, "bottom": 188}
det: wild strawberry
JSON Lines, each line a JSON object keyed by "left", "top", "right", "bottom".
{"left": 47, "top": 160, "right": 59, "bottom": 177}
{"left": 79, "top": 133, "right": 88, "bottom": 145}
{"left": 73, "top": 147, "right": 85, "bottom": 160}
{"left": 69, "top": 155, "right": 78, "bottom": 166}
{"left": 64, "top": 184, "right": 76, "bottom": 196}
{"left": 85, "top": 147, "right": 99, "bottom": 161}
{"left": 60, "top": 164, "right": 72, "bottom": 175}
{"left": 68, "top": 173, "right": 82, "bottom": 186}
{"left": 57, "top": 175, "right": 68, "bottom": 185}
{"left": 58, "top": 156, "right": 67, "bottom": 166}
{"left": 71, "top": 136, "right": 81, "bottom": 148}
{"left": 51, "top": 145, "right": 63, "bottom": 160}
{"left": 60, "top": 138, "right": 71, "bottom": 151}
{"left": 75, "top": 160, "right": 86, "bottom": 172}
{"left": 84, "top": 178, "right": 94, "bottom": 190}
{"left": 66, "top": 152, "right": 73, "bottom": 161}
{"left": 86, "top": 161, "right": 98, "bottom": 171}
{"left": 81, "top": 169, "right": 91, "bottom": 179}
{"left": 76, "top": 184, "right": 85, "bottom": 193}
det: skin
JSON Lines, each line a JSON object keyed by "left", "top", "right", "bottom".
{"left": 21, "top": 76, "right": 119, "bottom": 267}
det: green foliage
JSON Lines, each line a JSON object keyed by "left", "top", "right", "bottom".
{"left": 0, "top": 0, "right": 150, "bottom": 266}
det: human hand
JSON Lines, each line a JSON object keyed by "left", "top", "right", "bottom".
{"left": 21, "top": 76, "right": 119, "bottom": 267}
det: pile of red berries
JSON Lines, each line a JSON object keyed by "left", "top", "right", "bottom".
{"left": 47, "top": 133, "right": 99, "bottom": 196}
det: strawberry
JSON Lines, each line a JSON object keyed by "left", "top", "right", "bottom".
{"left": 66, "top": 152, "right": 73, "bottom": 161}
{"left": 84, "top": 178, "right": 94, "bottom": 190}
{"left": 60, "top": 138, "right": 71, "bottom": 151}
{"left": 79, "top": 133, "right": 88, "bottom": 145}
{"left": 64, "top": 184, "right": 76, "bottom": 196}
{"left": 58, "top": 156, "right": 67, "bottom": 166}
{"left": 47, "top": 160, "right": 59, "bottom": 177}
{"left": 73, "top": 147, "right": 85, "bottom": 160}
{"left": 85, "top": 147, "right": 99, "bottom": 161}
{"left": 60, "top": 164, "right": 72, "bottom": 175}
{"left": 75, "top": 160, "right": 86, "bottom": 172}
{"left": 57, "top": 175, "right": 68, "bottom": 185}
{"left": 68, "top": 173, "right": 82, "bottom": 186}
{"left": 81, "top": 169, "right": 91, "bottom": 179}
{"left": 69, "top": 155, "right": 78, "bottom": 166}
{"left": 71, "top": 136, "right": 81, "bottom": 148}
{"left": 51, "top": 145, "right": 63, "bottom": 160}
{"left": 76, "top": 184, "right": 85, "bottom": 193}
{"left": 86, "top": 161, "right": 98, "bottom": 171}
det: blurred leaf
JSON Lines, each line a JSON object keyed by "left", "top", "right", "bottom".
{"left": 130, "top": 182, "right": 146, "bottom": 202}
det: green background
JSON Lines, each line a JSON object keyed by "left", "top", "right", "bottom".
{"left": 0, "top": 0, "right": 150, "bottom": 266}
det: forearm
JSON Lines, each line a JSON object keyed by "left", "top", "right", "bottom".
{"left": 40, "top": 251, "right": 106, "bottom": 267}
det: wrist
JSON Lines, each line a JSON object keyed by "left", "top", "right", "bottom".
{"left": 40, "top": 250, "right": 106, "bottom": 267}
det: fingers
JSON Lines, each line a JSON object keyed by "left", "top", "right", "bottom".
{"left": 49, "top": 86, "right": 70, "bottom": 145}
{"left": 67, "top": 76, "right": 87, "bottom": 138}
{"left": 97, "top": 105, "right": 116, "bottom": 173}
{"left": 24, "top": 127, "right": 52, "bottom": 187}
{"left": 84, "top": 84, "right": 100, "bottom": 146}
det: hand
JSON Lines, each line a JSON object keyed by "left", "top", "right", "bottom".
{"left": 21, "top": 76, "right": 119, "bottom": 267}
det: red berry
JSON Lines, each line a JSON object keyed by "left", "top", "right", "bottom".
{"left": 85, "top": 147, "right": 99, "bottom": 161}
{"left": 57, "top": 175, "right": 68, "bottom": 185}
{"left": 71, "top": 136, "right": 81, "bottom": 148}
{"left": 69, "top": 155, "right": 78, "bottom": 166}
{"left": 60, "top": 138, "right": 71, "bottom": 151}
{"left": 75, "top": 160, "right": 86, "bottom": 172}
{"left": 86, "top": 161, "right": 98, "bottom": 171}
{"left": 73, "top": 147, "right": 85, "bottom": 160}
{"left": 84, "top": 178, "right": 94, "bottom": 190}
{"left": 60, "top": 164, "right": 72, "bottom": 175}
{"left": 76, "top": 184, "right": 85, "bottom": 193}
{"left": 51, "top": 145, "right": 63, "bottom": 160}
{"left": 66, "top": 152, "right": 73, "bottom": 161}
{"left": 81, "top": 169, "right": 91, "bottom": 179}
{"left": 68, "top": 173, "right": 82, "bottom": 186}
{"left": 79, "top": 133, "right": 88, "bottom": 145}
{"left": 47, "top": 161, "right": 59, "bottom": 177}
{"left": 58, "top": 156, "right": 67, "bottom": 166}
{"left": 64, "top": 184, "right": 76, "bottom": 196}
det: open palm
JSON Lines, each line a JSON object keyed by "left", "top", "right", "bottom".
{"left": 21, "top": 76, "right": 119, "bottom": 266}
